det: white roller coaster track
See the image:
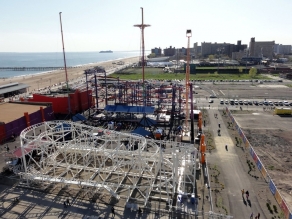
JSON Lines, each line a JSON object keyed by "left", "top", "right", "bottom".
{"left": 16, "top": 120, "right": 197, "bottom": 206}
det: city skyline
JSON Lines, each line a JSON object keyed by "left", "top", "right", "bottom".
{"left": 1, "top": 0, "right": 291, "bottom": 52}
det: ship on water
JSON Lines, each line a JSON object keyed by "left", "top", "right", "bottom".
{"left": 99, "top": 50, "right": 113, "bottom": 53}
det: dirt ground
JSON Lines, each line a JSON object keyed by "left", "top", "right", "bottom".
{"left": 231, "top": 110, "right": 292, "bottom": 211}
{"left": 0, "top": 102, "right": 45, "bottom": 123}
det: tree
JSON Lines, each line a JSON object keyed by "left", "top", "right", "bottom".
{"left": 238, "top": 67, "right": 243, "bottom": 77}
{"left": 147, "top": 53, "right": 156, "bottom": 58}
{"left": 208, "top": 55, "right": 215, "bottom": 61}
{"left": 249, "top": 67, "right": 257, "bottom": 78}
{"left": 238, "top": 67, "right": 243, "bottom": 73}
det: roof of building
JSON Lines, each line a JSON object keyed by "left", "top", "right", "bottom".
{"left": 0, "top": 103, "right": 44, "bottom": 123}
{"left": 0, "top": 83, "right": 30, "bottom": 95}
{"left": 104, "top": 105, "right": 154, "bottom": 114}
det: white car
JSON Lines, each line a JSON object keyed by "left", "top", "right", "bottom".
{"left": 284, "top": 101, "right": 289, "bottom": 106}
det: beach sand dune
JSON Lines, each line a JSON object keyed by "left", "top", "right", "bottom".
{"left": 0, "top": 56, "right": 139, "bottom": 92}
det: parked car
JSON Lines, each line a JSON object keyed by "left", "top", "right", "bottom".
{"left": 284, "top": 101, "right": 289, "bottom": 106}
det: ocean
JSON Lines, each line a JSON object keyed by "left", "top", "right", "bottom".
{"left": 0, "top": 51, "right": 141, "bottom": 78}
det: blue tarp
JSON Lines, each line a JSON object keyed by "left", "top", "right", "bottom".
{"left": 72, "top": 113, "right": 87, "bottom": 122}
{"left": 139, "top": 117, "right": 157, "bottom": 127}
{"left": 104, "top": 105, "right": 154, "bottom": 114}
{"left": 55, "top": 122, "right": 71, "bottom": 131}
{"left": 131, "top": 127, "right": 151, "bottom": 137}
{"left": 154, "top": 128, "right": 163, "bottom": 134}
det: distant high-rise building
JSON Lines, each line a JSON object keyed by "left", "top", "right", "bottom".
{"left": 249, "top": 37, "right": 275, "bottom": 59}
{"left": 151, "top": 47, "right": 162, "bottom": 56}
{"left": 163, "top": 46, "right": 176, "bottom": 56}
{"left": 201, "top": 41, "right": 247, "bottom": 57}
{"left": 274, "top": 44, "right": 291, "bottom": 55}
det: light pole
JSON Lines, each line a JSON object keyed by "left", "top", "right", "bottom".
{"left": 185, "top": 29, "right": 192, "bottom": 130}
{"left": 245, "top": 49, "right": 249, "bottom": 73}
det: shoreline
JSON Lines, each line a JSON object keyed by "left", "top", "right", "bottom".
{"left": 0, "top": 55, "right": 139, "bottom": 80}
{"left": 0, "top": 56, "right": 139, "bottom": 92}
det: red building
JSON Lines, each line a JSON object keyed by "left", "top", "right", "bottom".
{"left": 27, "top": 89, "right": 92, "bottom": 114}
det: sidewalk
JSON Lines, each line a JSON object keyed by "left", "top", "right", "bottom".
{"left": 205, "top": 108, "right": 264, "bottom": 218}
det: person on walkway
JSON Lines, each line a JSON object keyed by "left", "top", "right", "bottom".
{"left": 241, "top": 189, "right": 245, "bottom": 197}
{"left": 250, "top": 212, "right": 253, "bottom": 219}
{"left": 218, "top": 123, "right": 220, "bottom": 128}
{"left": 111, "top": 206, "right": 115, "bottom": 217}
{"left": 257, "top": 213, "right": 260, "bottom": 218}
{"left": 66, "top": 198, "right": 70, "bottom": 206}
{"left": 63, "top": 201, "right": 67, "bottom": 208}
{"left": 138, "top": 207, "right": 142, "bottom": 214}
{"left": 225, "top": 145, "right": 228, "bottom": 151}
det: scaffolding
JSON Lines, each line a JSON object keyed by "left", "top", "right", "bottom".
{"left": 15, "top": 121, "right": 198, "bottom": 207}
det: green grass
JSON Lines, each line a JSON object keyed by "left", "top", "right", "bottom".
{"left": 111, "top": 67, "right": 271, "bottom": 80}
{"left": 285, "top": 84, "right": 292, "bottom": 88}
{"left": 196, "top": 66, "right": 243, "bottom": 70}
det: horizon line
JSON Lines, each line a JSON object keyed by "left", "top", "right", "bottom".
{"left": 0, "top": 50, "right": 151, "bottom": 53}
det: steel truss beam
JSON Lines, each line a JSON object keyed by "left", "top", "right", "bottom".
{"left": 16, "top": 121, "right": 197, "bottom": 206}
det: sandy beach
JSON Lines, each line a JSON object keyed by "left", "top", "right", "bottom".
{"left": 0, "top": 56, "right": 139, "bottom": 92}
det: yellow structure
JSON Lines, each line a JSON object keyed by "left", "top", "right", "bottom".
{"left": 274, "top": 108, "right": 292, "bottom": 115}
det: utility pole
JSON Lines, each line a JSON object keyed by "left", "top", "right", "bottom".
{"left": 134, "top": 8, "right": 150, "bottom": 106}
{"left": 59, "top": 12, "right": 71, "bottom": 118}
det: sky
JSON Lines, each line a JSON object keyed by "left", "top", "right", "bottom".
{"left": 1, "top": 0, "right": 291, "bottom": 52}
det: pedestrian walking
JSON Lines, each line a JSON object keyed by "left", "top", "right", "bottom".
{"left": 257, "top": 213, "right": 260, "bottom": 218}
{"left": 255, "top": 216, "right": 258, "bottom": 219}
{"left": 246, "top": 190, "right": 249, "bottom": 196}
{"left": 138, "top": 207, "right": 142, "bottom": 214}
{"left": 225, "top": 145, "right": 228, "bottom": 151}
{"left": 111, "top": 206, "right": 115, "bottom": 217}
{"left": 241, "top": 189, "right": 245, "bottom": 197}
{"left": 250, "top": 212, "right": 253, "bottom": 219}
{"left": 218, "top": 123, "right": 220, "bottom": 128}
{"left": 246, "top": 193, "right": 249, "bottom": 200}
{"left": 66, "top": 198, "right": 70, "bottom": 206}
{"left": 63, "top": 201, "right": 67, "bottom": 208}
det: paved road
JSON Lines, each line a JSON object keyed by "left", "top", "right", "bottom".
{"left": 206, "top": 107, "right": 264, "bottom": 218}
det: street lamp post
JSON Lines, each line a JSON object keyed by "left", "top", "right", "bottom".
{"left": 217, "top": 47, "right": 224, "bottom": 74}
